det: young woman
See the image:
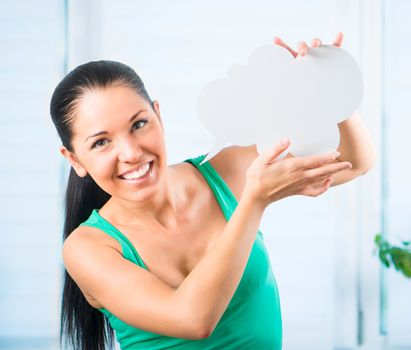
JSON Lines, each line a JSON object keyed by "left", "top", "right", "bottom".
{"left": 51, "top": 33, "right": 376, "bottom": 350}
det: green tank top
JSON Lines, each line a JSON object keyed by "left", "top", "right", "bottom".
{"left": 79, "top": 154, "right": 282, "bottom": 349}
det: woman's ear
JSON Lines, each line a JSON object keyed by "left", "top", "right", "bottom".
{"left": 152, "top": 100, "right": 164, "bottom": 132}
{"left": 59, "top": 146, "right": 88, "bottom": 177}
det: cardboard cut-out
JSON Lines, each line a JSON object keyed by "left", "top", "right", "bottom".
{"left": 197, "top": 44, "right": 363, "bottom": 165}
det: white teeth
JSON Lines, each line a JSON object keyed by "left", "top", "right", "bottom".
{"left": 122, "top": 162, "right": 150, "bottom": 180}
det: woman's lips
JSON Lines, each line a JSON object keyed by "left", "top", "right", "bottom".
{"left": 118, "top": 161, "right": 154, "bottom": 183}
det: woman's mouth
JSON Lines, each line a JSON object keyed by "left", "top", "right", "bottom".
{"left": 118, "top": 161, "right": 154, "bottom": 183}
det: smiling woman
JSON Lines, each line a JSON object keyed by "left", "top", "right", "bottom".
{"left": 51, "top": 60, "right": 357, "bottom": 350}
{"left": 51, "top": 60, "right": 282, "bottom": 350}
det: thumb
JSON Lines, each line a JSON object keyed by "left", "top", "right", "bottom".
{"left": 259, "top": 137, "right": 290, "bottom": 165}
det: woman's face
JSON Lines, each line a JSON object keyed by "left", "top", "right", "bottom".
{"left": 61, "top": 84, "right": 167, "bottom": 203}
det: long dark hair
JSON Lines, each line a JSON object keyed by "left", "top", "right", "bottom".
{"left": 50, "top": 60, "right": 155, "bottom": 350}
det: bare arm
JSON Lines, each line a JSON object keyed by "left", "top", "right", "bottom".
{"left": 174, "top": 191, "right": 265, "bottom": 336}
{"left": 333, "top": 111, "right": 377, "bottom": 177}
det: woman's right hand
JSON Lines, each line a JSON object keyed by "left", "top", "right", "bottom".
{"left": 243, "top": 138, "right": 353, "bottom": 208}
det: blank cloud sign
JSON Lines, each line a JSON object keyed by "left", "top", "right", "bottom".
{"left": 197, "top": 43, "right": 363, "bottom": 165}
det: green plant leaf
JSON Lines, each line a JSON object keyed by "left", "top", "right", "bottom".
{"left": 375, "top": 233, "right": 382, "bottom": 245}
{"left": 374, "top": 233, "right": 411, "bottom": 279}
{"left": 390, "top": 247, "right": 411, "bottom": 278}
{"left": 379, "top": 250, "right": 390, "bottom": 268}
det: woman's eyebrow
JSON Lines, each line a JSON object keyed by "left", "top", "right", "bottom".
{"left": 84, "top": 109, "right": 147, "bottom": 143}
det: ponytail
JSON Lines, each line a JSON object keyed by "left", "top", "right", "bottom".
{"left": 60, "top": 168, "right": 112, "bottom": 350}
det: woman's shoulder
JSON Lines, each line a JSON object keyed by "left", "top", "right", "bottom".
{"left": 64, "top": 223, "right": 122, "bottom": 255}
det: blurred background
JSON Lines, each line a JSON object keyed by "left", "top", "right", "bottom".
{"left": 0, "top": 0, "right": 409, "bottom": 349}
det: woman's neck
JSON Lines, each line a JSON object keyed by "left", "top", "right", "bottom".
{"left": 99, "top": 164, "right": 193, "bottom": 231}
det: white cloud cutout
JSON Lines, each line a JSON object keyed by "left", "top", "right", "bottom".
{"left": 197, "top": 44, "right": 363, "bottom": 165}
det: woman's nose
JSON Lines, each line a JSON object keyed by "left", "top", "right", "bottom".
{"left": 117, "top": 137, "right": 143, "bottom": 163}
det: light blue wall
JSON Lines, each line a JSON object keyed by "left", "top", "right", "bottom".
{"left": 0, "top": 0, "right": 65, "bottom": 348}
{"left": 383, "top": 0, "right": 411, "bottom": 346}
{"left": 0, "top": 1, "right": 409, "bottom": 350}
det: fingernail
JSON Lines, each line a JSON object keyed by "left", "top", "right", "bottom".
{"left": 281, "top": 137, "right": 290, "bottom": 146}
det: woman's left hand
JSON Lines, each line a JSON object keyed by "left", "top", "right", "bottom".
{"left": 272, "top": 32, "right": 344, "bottom": 58}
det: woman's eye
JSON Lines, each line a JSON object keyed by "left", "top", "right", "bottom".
{"left": 90, "top": 119, "right": 147, "bottom": 150}
{"left": 132, "top": 119, "right": 148, "bottom": 131}
{"left": 91, "top": 139, "right": 108, "bottom": 149}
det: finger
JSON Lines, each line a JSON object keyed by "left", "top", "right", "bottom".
{"left": 259, "top": 137, "right": 291, "bottom": 165}
{"left": 304, "top": 161, "right": 352, "bottom": 180}
{"left": 297, "top": 41, "right": 309, "bottom": 57}
{"left": 273, "top": 37, "right": 299, "bottom": 58}
{"left": 326, "top": 178, "right": 336, "bottom": 189}
{"left": 295, "top": 151, "right": 341, "bottom": 170}
{"left": 311, "top": 38, "right": 322, "bottom": 48}
{"left": 300, "top": 177, "right": 334, "bottom": 197}
{"left": 333, "top": 32, "right": 343, "bottom": 47}
{"left": 316, "top": 177, "right": 335, "bottom": 193}
{"left": 283, "top": 152, "right": 294, "bottom": 159}
{"left": 324, "top": 177, "right": 335, "bottom": 188}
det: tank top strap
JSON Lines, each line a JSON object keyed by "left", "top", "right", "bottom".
{"left": 184, "top": 154, "right": 264, "bottom": 239}
{"left": 183, "top": 154, "right": 238, "bottom": 220}
{"left": 79, "top": 209, "right": 148, "bottom": 270}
